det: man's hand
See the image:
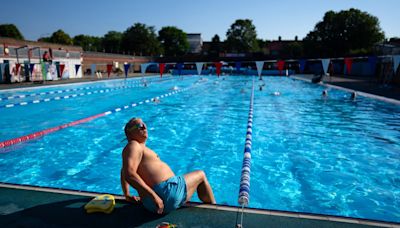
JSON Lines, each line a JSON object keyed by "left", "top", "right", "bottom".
{"left": 153, "top": 195, "right": 164, "bottom": 214}
{"left": 125, "top": 195, "right": 141, "bottom": 203}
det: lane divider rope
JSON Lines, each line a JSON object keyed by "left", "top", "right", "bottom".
{"left": 238, "top": 76, "right": 255, "bottom": 207}
{"left": 0, "top": 85, "right": 195, "bottom": 149}
{"left": 0, "top": 76, "right": 171, "bottom": 101}
{"left": 236, "top": 76, "right": 255, "bottom": 228}
{"left": 0, "top": 77, "right": 174, "bottom": 109}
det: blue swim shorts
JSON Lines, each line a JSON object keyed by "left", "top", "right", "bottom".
{"left": 142, "top": 176, "right": 187, "bottom": 214}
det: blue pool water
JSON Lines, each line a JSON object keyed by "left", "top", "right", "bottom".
{"left": 0, "top": 75, "right": 399, "bottom": 223}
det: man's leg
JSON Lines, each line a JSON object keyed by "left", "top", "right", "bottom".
{"left": 184, "top": 170, "right": 216, "bottom": 204}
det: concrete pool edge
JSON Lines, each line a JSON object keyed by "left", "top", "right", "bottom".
{"left": 290, "top": 74, "right": 400, "bottom": 105}
{"left": 1, "top": 182, "right": 398, "bottom": 227}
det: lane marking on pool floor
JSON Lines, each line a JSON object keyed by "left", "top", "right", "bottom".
{"left": 0, "top": 77, "right": 175, "bottom": 109}
{"left": 0, "top": 84, "right": 197, "bottom": 149}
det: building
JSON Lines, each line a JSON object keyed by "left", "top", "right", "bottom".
{"left": 187, "top": 33, "right": 202, "bottom": 54}
{"left": 0, "top": 37, "right": 83, "bottom": 83}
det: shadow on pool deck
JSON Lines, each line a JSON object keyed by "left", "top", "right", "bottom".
{"left": 1, "top": 185, "right": 398, "bottom": 228}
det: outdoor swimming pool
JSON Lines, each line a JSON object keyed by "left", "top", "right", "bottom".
{"left": 0, "top": 75, "right": 399, "bottom": 223}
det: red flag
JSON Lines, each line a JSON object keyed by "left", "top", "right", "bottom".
{"left": 107, "top": 64, "right": 113, "bottom": 78}
{"left": 344, "top": 58, "right": 353, "bottom": 74}
{"left": 15, "top": 63, "right": 21, "bottom": 75}
{"left": 60, "top": 64, "right": 65, "bottom": 77}
{"left": 159, "top": 63, "right": 165, "bottom": 78}
{"left": 214, "top": 62, "right": 222, "bottom": 77}
{"left": 277, "top": 60, "right": 285, "bottom": 75}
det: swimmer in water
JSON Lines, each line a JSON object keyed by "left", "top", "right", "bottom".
{"left": 350, "top": 91, "right": 357, "bottom": 100}
{"left": 152, "top": 98, "right": 160, "bottom": 103}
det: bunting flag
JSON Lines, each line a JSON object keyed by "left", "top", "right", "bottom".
{"left": 195, "top": 62, "right": 203, "bottom": 75}
{"left": 299, "top": 59, "right": 306, "bottom": 73}
{"left": 107, "top": 64, "right": 113, "bottom": 77}
{"left": 159, "top": 63, "right": 165, "bottom": 78}
{"left": 60, "top": 64, "right": 65, "bottom": 78}
{"left": 124, "top": 63, "right": 130, "bottom": 78}
{"left": 15, "top": 63, "right": 21, "bottom": 75}
{"left": 214, "top": 62, "right": 222, "bottom": 77}
{"left": 277, "top": 60, "right": 285, "bottom": 75}
{"left": 368, "top": 56, "right": 377, "bottom": 74}
{"left": 41, "top": 62, "right": 47, "bottom": 80}
{"left": 0, "top": 63, "right": 3, "bottom": 82}
{"left": 235, "top": 62, "right": 241, "bottom": 73}
{"left": 29, "top": 63, "right": 35, "bottom": 75}
{"left": 344, "top": 58, "right": 353, "bottom": 75}
{"left": 0, "top": 63, "right": 5, "bottom": 75}
{"left": 141, "top": 63, "right": 150, "bottom": 76}
{"left": 55, "top": 62, "right": 60, "bottom": 78}
{"left": 75, "top": 64, "right": 81, "bottom": 75}
{"left": 255, "top": 61, "right": 264, "bottom": 77}
{"left": 176, "top": 63, "right": 183, "bottom": 75}
{"left": 321, "top": 59, "right": 330, "bottom": 75}
{"left": 393, "top": 55, "right": 400, "bottom": 73}
{"left": 91, "top": 64, "right": 96, "bottom": 77}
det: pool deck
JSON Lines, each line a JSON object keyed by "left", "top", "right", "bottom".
{"left": 1, "top": 183, "right": 399, "bottom": 228}
{"left": 1, "top": 75, "right": 399, "bottom": 227}
{"left": 292, "top": 74, "right": 400, "bottom": 102}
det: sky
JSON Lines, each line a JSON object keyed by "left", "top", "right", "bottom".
{"left": 1, "top": 0, "right": 399, "bottom": 42}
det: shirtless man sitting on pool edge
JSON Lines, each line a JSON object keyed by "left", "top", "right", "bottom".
{"left": 120, "top": 117, "right": 216, "bottom": 214}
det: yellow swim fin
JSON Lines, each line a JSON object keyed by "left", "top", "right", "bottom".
{"left": 85, "top": 194, "right": 115, "bottom": 214}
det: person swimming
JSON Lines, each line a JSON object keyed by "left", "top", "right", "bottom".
{"left": 350, "top": 91, "right": 357, "bottom": 100}
{"left": 152, "top": 98, "right": 160, "bottom": 103}
{"left": 273, "top": 91, "right": 280, "bottom": 96}
{"left": 322, "top": 90, "right": 328, "bottom": 97}
{"left": 171, "top": 86, "right": 179, "bottom": 90}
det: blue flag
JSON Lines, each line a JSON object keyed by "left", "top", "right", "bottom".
{"left": 367, "top": 56, "right": 377, "bottom": 74}
{"left": 124, "top": 64, "right": 130, "bottom": 78}
{"left": 299, "top": 59, "right": 306, "bottom": 73}
{"left": 29, "top": 63, "right": 35, "bottom": 75}
{"left": 177, "top": 63, "right": 183, "bottom": 75}
{"left": 75, "top": 64, "right": 81, "bottom": 75}
{"left": 235, "top": 62, "right": 241, "bottom": 73}
{"left": 91, "top": 64, "right": 96, "bottom": 77}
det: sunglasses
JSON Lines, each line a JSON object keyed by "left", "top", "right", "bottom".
{"left": 130, "top": 123, "right": 146, "bottom": 130}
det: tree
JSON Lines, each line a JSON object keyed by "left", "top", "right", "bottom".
{"left": 0, "top": 24, "right": 24, "bottom": 40}
{"left": 225, "top": 19, "right": 259, "bottom": 53}
{"left": 73, "top": 35, "right": 102, "bottom": 51}
{"left": 121, "top": 23, "right": 161, "bottom": 56}
{"left": 304, "top": 8, "right": 385, "bottom": 57}
{"left": 38, "top": 37, "right": 51, "bottom": 43}
{"left": 158, "top": 26, "right": 189, "bottom": 56}
{"left": 102, "top": 31, "right": 122, "bottom": 53}
{"left": 49, "top": 29, "right": 73, "bottom": 45}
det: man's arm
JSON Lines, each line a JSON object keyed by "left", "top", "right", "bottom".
{"left": 120, "top": 169, "right": 140, "bottom": 202}
{"left": 123, "top": 142, "right": 164, "bottom": 213}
